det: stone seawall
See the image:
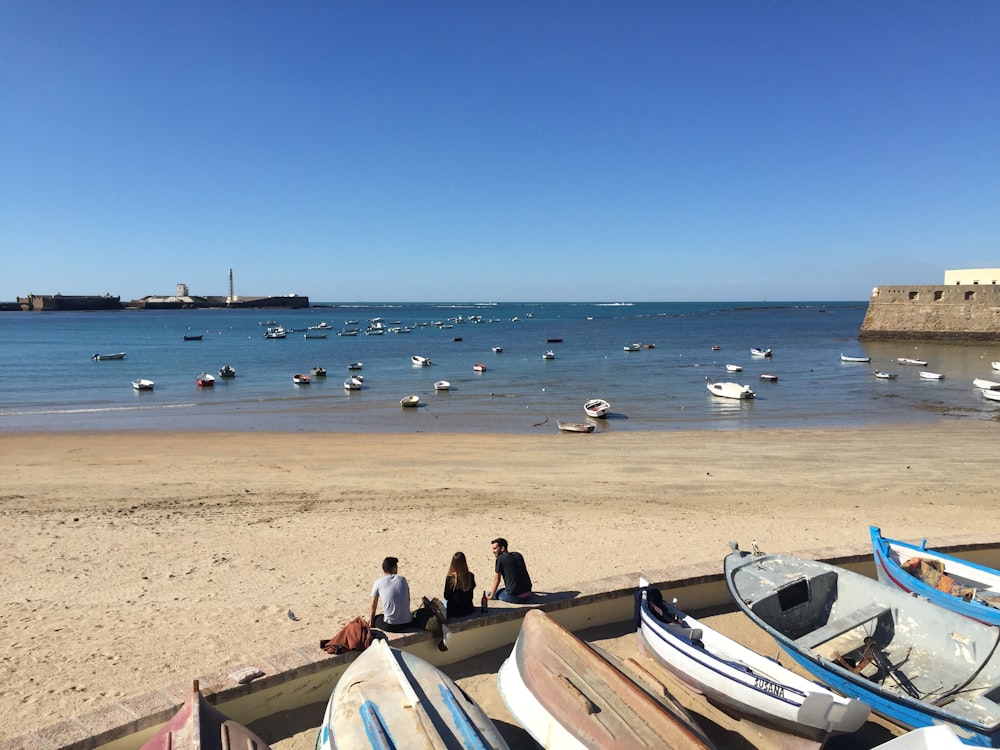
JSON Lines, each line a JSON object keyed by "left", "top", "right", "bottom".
{"left": 859, "top": 284, "right": 1000, "bottom": 341}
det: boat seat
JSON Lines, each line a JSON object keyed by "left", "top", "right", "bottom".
{"left": 665, "top": 623, "right": 704, "bottom": 645}
{"left": 795, "top": 603, "right": 892, "bottom": 650}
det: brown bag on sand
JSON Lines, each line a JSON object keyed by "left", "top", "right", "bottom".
{"left": 320, "top": 616, "right": 373, "bottom": 655}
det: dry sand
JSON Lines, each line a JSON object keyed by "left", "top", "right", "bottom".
{"left": 2, "top": 423, "right": 998, "bottom": 743}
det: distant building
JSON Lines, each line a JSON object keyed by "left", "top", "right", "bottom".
{"left": 943, "top": 268, "right": 1000, "bottom": 286}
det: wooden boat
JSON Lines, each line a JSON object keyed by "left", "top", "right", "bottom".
{"left": 750, "top": 347, "right": 772, "bottom": 357}
{"left": 316, "top": 638, "right": 508, "bottom": 750}
{"left": 841, "top": 354, "right": 871, "bottom": 363}
{"left": 624, "top": 343, "right": 641, "bottom": 352}
{"left": 411, "top": 354, "right": 431, "bottom": 366}
{"left": 873, "top": 371, "right": 897, "bottom": 380}
{"left": 92, "top": 352, "right": 126, "bottom": 361}
{"left": 706, "top": 378, "right": 754, "bottom": 400}
{"left": 635, "top": 579, "right": 868, "bottom": 742}
{"left": 725, "top": 544, "right": 1000, "bottom": 745}
{"left": 400, "top": 395, "right": 420, "bottom": 407}
{"left": 492, "top": 346, "right": 503, "bottom": 353}
{"left": 896, "top": 357, "right": 927, "bottom": 366}
{"left": 498, "top": 608, "right": 714, "bottom": 749}
{"left": 347, "top": 362, "right": 363, "bottom": 371}
{"left": 982, "top": 389, "right": 1000, "bottom": 403}
{"left": 918, "top": 371, "right": 943, "bottom": 380}
{"left": 725, "top": 364, "right": 742, "bottom": 373}
{"left": 132, "top": 379, "right": 155, "bottom": 391}
{"left": 557, "top": 421, "right": 594, "bottom": 433}
{"left": 141, "top": 680, "right": 271, "bottom": 750}
{"left": 542, "top": 350, "right": 555, "bottom": 360}
{"left": 473, "top": 362, "right": 487, "bottom": 372}
{"left": 584, "top": 398, "right": 611, "bottom": 418}
{"left": 218, "top": 365, "right": 236, "bottom": 378}
{"left": 433, "top": 380, "right": 451, "bottom": 391}
{"left": 311, "top": 366, "right": 327, "bottom": 377}
{"left": 195, "top": 373, "right": 215, "bottom": 387}
{"left": 973, "top": 378, "right": 1000, "bottom": 390}
{"left": 870, "top": 526, "right": 1000, "bottom": 627}
{"left": 183, "top": 334, "right": 203, "bottom": 341}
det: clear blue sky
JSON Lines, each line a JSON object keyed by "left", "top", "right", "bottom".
{"left": 3, "top": 2, "right": 998, "bottom": 302}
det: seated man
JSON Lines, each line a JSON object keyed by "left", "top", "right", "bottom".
{"left": 488, "top": 537, "right": 533, "bottom": 603}
{"left": 369, "top": 556, "right": 414, "bottom": 632}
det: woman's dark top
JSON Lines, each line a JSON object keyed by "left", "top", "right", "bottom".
{"left": 443, "top": 572, "right": 477, "bottom": 618}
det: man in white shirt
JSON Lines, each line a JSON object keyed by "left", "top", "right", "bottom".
{"left": 368, "top": 556, "right": 413, "bottom": 632}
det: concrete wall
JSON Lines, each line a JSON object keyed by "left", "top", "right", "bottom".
{"left": 859, "top": 284, "right": 1000, "bottom": 341}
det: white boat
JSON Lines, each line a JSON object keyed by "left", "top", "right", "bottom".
{"left": 411, "top": 355, "right": 431, "bottom": 366}
{"left": 92, "top": 352, "right": 126, "bottom": 361}
{"left": 873, "top": 725, "right": 965, "bottom": 749}
{"left": 307, "top": 322, "right": 332, "bottom": 330}
{"left": 218, "top": 365, "right": 236, "bottom": 378}
{"left": 292, "top": 373, "right": 311, "bottom": 385}
{"left": 982, "top": 389, "right": 1000, "bottom": 403}
{"left": 750, "top": 347, "right": 772, "bottom": 357}
{"left": 347, "top": 362, "right": 363, "bottom": 371}
{"left": 557, "top": 421, "right": 594, "bottom": 433}
{"left": 636, "top": 579, "right": 869, "bottom": 743}
{"left": 400, "top": 395, "right": 420, "bottom": 407}
{"left": 874, "top": 370, "right": 898, "bottom": 380}
{"left": 195, "top": 373, "right": 216, "bottom": 387}
{"left": 498, "top": 608, "right": 714, "bottom": 750}
{"left": 316, "top": 639, "right": 508, "bottom": 750}
{"left": 433, "top": 380, "right": 450, "bottom": 391}
{"left": 993, "top": 361, "right": 1000, "bottom": 371}
{"left": 624, "top": 343, "right": 641, "bottom": 352}
{"left": 973, "top": 377, "right": 1000, "bottom": 390}
{"left": 491, "top": 346, "right": 503, "bottom": 353}
{"left": 896, "top": 357, "right": 927, "bottom": 366}
{"left": 542, "top": 350, "right": 555, "bottom": 360}
{"left": 583, "top": 398, "right": 610, "bottom": 418}
{"left": 841, "top": 353, "right": 871, "bottom": 363}
{"left": 706, "top": 379, "right": 754, "bottom": 399}
{"left": 758, "top": 373, "right": 778, "bottom": 382}
{"left": 473, "top": 362, "right": 487, "bottom": 372}
{"left": 337, "top": 329, "right": 359, "bottom": 336}
{"left": 343, "top": 376, "right": 363, "bottom": 391}
{"left": 725, "top": 363, "right": 742, "bottom": 373}
{"left": 132, "top": 379, "right": 154, "bottom": 391}
{"left": 263, "top": 326, "right": 287, "bottom": 339}
{"left": 310, "top": 366, "right": 327, "bottom": 377}
{"left": 918, "top": 371, "right": 943, "bottom": 380}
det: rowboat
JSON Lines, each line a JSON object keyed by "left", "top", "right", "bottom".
{"left": 841, "top": 354, "right": 871, "bottom": 363}
{"left": 347, "top": 362, "right": 363, "bottom": 371}
{"left": 473, "top": 362, "right": 487, "bottom": 372}
{"left": 725, "top": 363, "right": 742, "bottom": 373}
{"left": 195, "top": 373, "right": 215, "bottom": 387}
{"left": 433, "top": 380, "right": 451, "bottom": 391}
{"left": 411, "top": 355, "right": 431, "bottom": 366}
{"left": 92, "top": 352, "right": 126, "bottom": 361}
{"left": 759, "top": 374, "right": 779, "bottom": 382}
{"left": 141, "top": 680, "right": 271, "bottom": 750}
{"left": 983, "top": 389, "right": 1000, "bottom": 403}
{"left": 750, "top": 347, "right": 772, "bottom": 357}
{"left": 132, "top": 379, "right": 155, "bottom": 391}
{"left": 870, "top": 526, "right": 1000, "bottom": 627}
{"left": 492, "top": 346, "right": 503, "bottom": 353}
{"left": 498, "top": 608, "right": 714, "bottom": 749}
{"left": 218, "top": 365, "right": 236, "bottom": 378}
{"left": 973, "top": 378, "right": 1000, "bottom": 390}
{"left": 873, "top": 371, "right": 897, "bottom": 380}
{"left": 310, "top": 366, "right": 327, "bottom": 377}
{"left": 896, "top": 357, "right": 927, "bottom": 366}
{"left": 918, "top": 371, "right": 943, "bottom": 380}
{"left": 183, "top": 334, "right": 203, "bottom": 341}
{"left": 557, "top": 421, "right": 594, "bottom": 433}
{"left": 304, "top": 332, "right": 328, "bottom": 339}
{"left": 635, "top": 579, "right": 868, "bottom": 743}
{"left": 400, "top": 395, "right": 420, "bottom": 407}
{"left": 583, "top": 398, "right": 611, "bottom": 418}
{"left": 292, "top": 373, "right": 311, "bottom": 384}
{"left": 624, "top": 343, "right": 641, "bottom": 352}
{"left": 316, "top": 638, "right": 508, "bottom": 750}
{"left": 706, "top": 378, "right": 754, "bottom": 400}
{"left": 725, "top": 544, "right": 1000, "bottom": 745}
{"left": 542, "top": 350, "right": 555, "bottom": 360}
{"left": 343, "top": 376, "right": 363, "bottom": 391}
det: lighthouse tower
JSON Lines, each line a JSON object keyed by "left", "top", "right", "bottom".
{"left": 227, "top": 268, "right": 238, "bottom": 305}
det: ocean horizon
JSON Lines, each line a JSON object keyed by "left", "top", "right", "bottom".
{"left": 2, "top": 300, "right": 998, "bottom": 434}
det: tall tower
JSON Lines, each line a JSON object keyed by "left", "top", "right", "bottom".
{"left": 227, "top": 268, "right": 236, "bottom": 304}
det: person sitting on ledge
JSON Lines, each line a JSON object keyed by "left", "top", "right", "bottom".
{"left": 369, "top": 556, "right": 414, "bottom": 632}
{"left": 489, "top": 537, "right": 533, "bottom": 603}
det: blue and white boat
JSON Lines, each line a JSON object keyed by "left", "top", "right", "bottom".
{"left": 871, "top": 526, "right": 1000, "bottom": 627}
{"left": 316, "top": 638, "right": 508, "bottom": 750}
{"left": 726, "top": 544, "right": 1000, "bottom": 747}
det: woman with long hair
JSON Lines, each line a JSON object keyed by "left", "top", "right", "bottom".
{"left": 443, "top": 551, "right": 476, "bottom": 617}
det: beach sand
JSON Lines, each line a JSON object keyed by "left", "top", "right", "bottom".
{"left": 2, "top": 422, "right": 999, "bottom": 742}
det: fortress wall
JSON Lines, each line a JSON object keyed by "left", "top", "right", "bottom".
{"left": 859, "top": 284, "right": 1000, "bottom": 341}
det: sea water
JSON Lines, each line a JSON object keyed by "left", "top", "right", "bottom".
{"left": 1, "top": 301, "right": 997, "bottom": 434}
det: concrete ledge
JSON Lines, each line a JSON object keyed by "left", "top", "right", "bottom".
{"left": 5, "top": 536, "right": 999, "bottom": 750}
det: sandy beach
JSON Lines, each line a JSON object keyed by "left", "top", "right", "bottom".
{"left": 2, "top": 422, "right": 999, "bottom": 742}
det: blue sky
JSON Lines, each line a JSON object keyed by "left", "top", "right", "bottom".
{"left": 2, "top": 2, "right": 998, "bottom": 302}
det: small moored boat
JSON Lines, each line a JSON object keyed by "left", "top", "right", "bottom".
{"left": 896, "top": 357, "right": 928, "bottom": 366}
{"left": 473, "top": 362, "right": 487, "bottom": 372}
{"left": 411, "top": 355, "right": 431, "bottom": 366}
{"left": 433, "top": 380, "right": 450, "bottom": 391}
{"left": 183, "top": 334, "right": 203, "bottom": 341}
{"left": 725, "top": 363, "right": 742, "bottom": 373}
{"left": 556, "top": 420, "right": 594, "bottom": 433}
{"left": 347, "top": 362, "right": 363, "bottom": 371}
{"left": 132, "top": 379, "right": 155, "bottom": 391}
{"left": 218, "top": 365, "right": 236, "bottom": 378}
{"left": 492, "top": 346, "right": 503, "bottom": 353}
{"left": 92, "top": 352, "right": 126, "bottom": 361}
{"left": 759, "top": 373, "right": 779, "bottom": 382}
{"left": 343, "top": 376, "right": 363, "bottom": 391}
{"left": 706, "top": 378, "right": 754, "bottom": 399}
{"left": 973, "top": 377, "right": 1000, "bottom": 390}
{"left": 400, "top": 395, "right": 420, "bottom": 408}
{"left": 195, "top": 373, "right": 215, "bottom": 387}
{"left": 874, "top": 370, "right": 898, "bottom": 380}
{"left": 263, "top": 326, "right": 287, "bottom": 339}
{"left": 918, "top": 371, "right": 943, "bottom": 380}
{"left": 304, "top": 332, "right": 328, "bottom": 339}
{"left": 141, "top": 680, "right": 271, "bottom": 750}
{"left": 542, "top": 350, "right": 555, "bottom": 360}
{"left": 584, "top": 398, "right": 611, "bottom": 418}
{"left": 310, "top": 366, "right": 327, "bottom": 377}
{"left": 292, "top": 373, "right": 311, "bottom": 384}
{"left": 750, "top": 347, "right": 772, "bottom": 357}
{"left": 841, "top": 353, "right": 871, "bottom": 363}
{"left": 982, "top": 389, "right": 1000, "bottom": 402}
{"left": 624, "top": 343, "right": 641, "bottom": 352}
